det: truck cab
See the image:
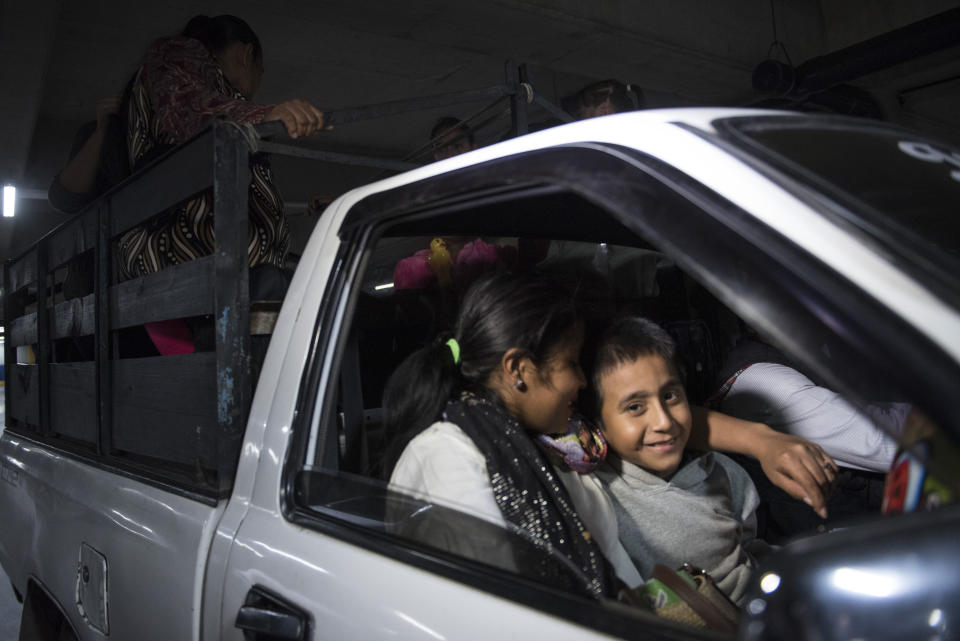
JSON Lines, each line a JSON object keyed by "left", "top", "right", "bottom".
{"left": 3, "top": 109, "right": 960, "bottom": 640}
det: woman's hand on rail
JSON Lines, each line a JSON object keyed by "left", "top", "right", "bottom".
{"left": 265, "top": 99, "right": 330, "bottom": 139}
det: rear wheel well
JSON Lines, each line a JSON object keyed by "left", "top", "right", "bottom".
{"left": 19, "top": 579, "right": 79, "bottom": 641}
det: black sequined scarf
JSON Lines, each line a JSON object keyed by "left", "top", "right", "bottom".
{"left": 444, "top": 391, "right": 613, "bottom": 598}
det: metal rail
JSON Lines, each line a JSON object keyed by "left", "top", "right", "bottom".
{"left": 256, "top": 60, "right": 573, "bottom": 163}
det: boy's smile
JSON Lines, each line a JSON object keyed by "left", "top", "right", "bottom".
{"left": 598, "top": 354, "right": 692, "bottom": 478}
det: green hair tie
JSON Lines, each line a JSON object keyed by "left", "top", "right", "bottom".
{"left": 446, "top": 338, "right": 461, "bottom": 365}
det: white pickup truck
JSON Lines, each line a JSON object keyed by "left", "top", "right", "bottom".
{"left": 3, "top": 109, "right": 960, "bottom": 641}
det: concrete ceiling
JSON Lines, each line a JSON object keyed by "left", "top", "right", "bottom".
{"left": 2, "top": 0, "right": 959, "bottom": 260}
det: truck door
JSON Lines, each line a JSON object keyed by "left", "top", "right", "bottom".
{"left": 211, "top": 159, "right": 685, "bottom": 640}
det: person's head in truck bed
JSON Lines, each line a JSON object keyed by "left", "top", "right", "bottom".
{"left": 182, "top": 15, "right": 265, "bottom": 100}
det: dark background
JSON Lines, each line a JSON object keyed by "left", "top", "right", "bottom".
{"left": 1, "top": 0, "right": 959, "bottom": 263}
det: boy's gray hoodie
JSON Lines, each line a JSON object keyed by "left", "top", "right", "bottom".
{"left": 597, "top": 451, "right": 774, "bottom": 604}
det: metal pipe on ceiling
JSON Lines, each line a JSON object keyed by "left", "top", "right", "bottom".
{"left": 753, "top": 7, "right": 960, "bottom": 97}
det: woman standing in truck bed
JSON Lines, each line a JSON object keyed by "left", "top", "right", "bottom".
{"left": 118, "top": 14, "right": 327, "bottom": 280}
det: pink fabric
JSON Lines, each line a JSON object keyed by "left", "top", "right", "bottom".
{"left": 144, "top": 319, "right": 194, "bottom": 355}
{"left": 454, "top": 238, "right": 502, "bottom": 286}
{"left": 393, "top": 249, "right": 434, "bottom": 290}
{"left": 457, "top": 238, "right": 499, "bottom": 266}
{"left": 141, "top": 36, "right": 274, "bottom": 143}
{"left": 393, "top": 239, "right": 513, "bottom": 291}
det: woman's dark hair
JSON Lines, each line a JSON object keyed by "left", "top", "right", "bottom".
{"left": 182, "top": 14, "right": 262, "bottom": 60}
{"left": 382, "top": 271, "right": 580, "bottom": 476}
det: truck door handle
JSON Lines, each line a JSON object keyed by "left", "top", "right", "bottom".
{"left": 236, "top": 587, "right": 308, "bottom": 640}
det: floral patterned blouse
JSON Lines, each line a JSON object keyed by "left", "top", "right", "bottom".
{"left": 118, "top": 36, "right": 288, "bottom": 280}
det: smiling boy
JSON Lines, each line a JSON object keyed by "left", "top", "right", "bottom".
{"left": 592, "top": 317, "right": 772, "bottom": 604}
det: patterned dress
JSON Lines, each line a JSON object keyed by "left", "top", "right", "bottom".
{"left": 118, "top": 36, "right": 289, "bottom": 280}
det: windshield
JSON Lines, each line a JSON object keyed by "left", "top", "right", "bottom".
{"left": 716, "top": 116, "right": 960, "bottom": 290}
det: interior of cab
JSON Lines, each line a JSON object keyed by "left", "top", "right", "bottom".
{"left": 342, "top": 237, "right": 735, "bottom": 476}
{"left": 299, "top": 237, "right": 761, "bottom": 612}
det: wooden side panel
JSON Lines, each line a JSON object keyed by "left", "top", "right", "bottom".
{"left": 50, "top": 362, "right": 97, "bottom": 443}
{"left": 52, "top": 294, "right": 96, "bottom": 339}
{"left": 7, "top": 249, "right": 37, "bottom": 293}
{"left": 6, "top": 364, "right": 39, "bottom": 426}
{"left": 110, "top": 353, "right": 218, "bottom": 468}
{"left": 111, "top": 256, "right": 215, "bottom": 328}
{"left": 7, "top": 313, "right": 37, "bottom": 347}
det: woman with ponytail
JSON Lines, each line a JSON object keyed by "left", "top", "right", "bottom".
{"left": 386, "top": 271, "right": 626, "bottom": 597}
{"left": 384, "top": 271, "right": 838, "bottom": 599}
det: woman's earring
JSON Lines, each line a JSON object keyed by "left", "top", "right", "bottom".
{"left": 514, "top": 378, "right": 527, "bottom": 392}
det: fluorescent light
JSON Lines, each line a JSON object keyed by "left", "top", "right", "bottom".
{"left": 374, "top": 282, "right": 394, "bottom": 291}
{"left": 2, "top": 185, "right": 14, "bottom": 218}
